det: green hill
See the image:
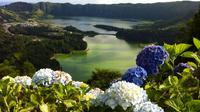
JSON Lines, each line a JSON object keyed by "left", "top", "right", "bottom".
{"left": 2, "top": 1, "right": 200, "bottom": 21}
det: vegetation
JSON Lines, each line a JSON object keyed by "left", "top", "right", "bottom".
{"left": 116, "top": 28, "right": 181, "bottom": 43}
{"left": 0, "top": 77, "right": 91, "bottom": 112}
{"left": 3, "top": 1, "right": 200, "bottom": 21}
{"left": 64, "top": 26, "right": 98, "bottom": 37}
{"left": 0, "top": 19, "right": 88, "bottom": 78}
{"left": 94, "top": 25, "right": 122, "bottom": 32}
{"left": 87, "top": 69, "right": 122, "bottom": 90}
{"left": 0, "top": 8, "right": 22, "bottom": 22}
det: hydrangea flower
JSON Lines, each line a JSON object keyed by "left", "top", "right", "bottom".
{"left": 136, "top": 45, "right": 168, "bottom": 75}
{"left": 122, "top": 66, "right": 147, "bottom": 86}
{"left": 72, "top": 81, "right": 89, "bottom": 88}
{"left": 53, "top": 71, "right": 72, "bottom": 85}
{"left": 84, "top": 88, "right": 104, "bottom": 101}
{"left": 14, "top": 76, "right": 32, "bottom": 86}
{"left": 93, "top": 81, "right": 148, "bottom": 110}
{"left": 32, "top": 69, "right": 72, "bottom": 87}
{"left": 134, "top": 101, "right": 164, "bottom": 112}
{"left": 32, "top": 68, "right": 55, "bottom": 87}
{"left": 174, "top": 63, "right": 190, "bottom": 74}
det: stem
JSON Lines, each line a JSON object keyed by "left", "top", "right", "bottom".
{"left": 3, "top": 97, "right": 10, "bottom": 112}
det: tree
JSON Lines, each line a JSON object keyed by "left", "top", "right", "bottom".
{"left": 185, "top": 7, "right": 200, "bottom": 39}
{"left": 87, "top": 69, "right": 122, "bottom": 90}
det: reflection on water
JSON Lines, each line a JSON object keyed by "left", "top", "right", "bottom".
{"left": 57, "top": 35, "right": 142, "bottom": 81}
{"left": 46, "top": 17, "right": 142, "bottom": 34}
{"left": 46, "top": 17, "right": 144, "bottom": 81}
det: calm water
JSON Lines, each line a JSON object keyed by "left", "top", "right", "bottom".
{"left": 46, "top": 17, "right": 144, "bottom": 81}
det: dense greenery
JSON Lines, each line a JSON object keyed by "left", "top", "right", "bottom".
{"left": 1, "top": 39, "right": 200, "bottom": 111}
{"left": 2, "top": 1, "right": 199, "bottom": 21}
{"left": 0, "top": 77, "right": 91, "bottom": 112}
{"left": 116, "top": 28, "right": 181, "bottom": 43}
{"left": 94, "top": 25, "right": 123, "bottom": 32}
{"left": 0, "top": 20, "right": 88, "bottom": 78}
{"left": 87, "top": 69, "right": 122, "bottom": 90}
{"left": 64, "top": 26, "right": 98, "bottom": 37}
{"left": 0, "top": 8, "right": 22, "bottom": 22}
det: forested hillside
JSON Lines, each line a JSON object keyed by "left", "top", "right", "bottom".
{"left": 2, "top": 1, "right": 200, "bottom": 21}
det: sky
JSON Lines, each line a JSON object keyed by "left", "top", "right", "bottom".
{"left": 1, "top": 0, "right": 200, "bottom": 4}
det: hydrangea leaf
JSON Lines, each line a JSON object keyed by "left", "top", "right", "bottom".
{"left": 186, "top": 100, "right": 200, "bottom": 112}
{"left": 175, "top": 43, "right": 192, "bottom": 56}
{"left": 193, "top": 38, "right": 200, "bottom": 50}
{"left": 30, "top": 94, "right": 39, "bottom": 105}
{"left": 181, "top": 51, "right": 195, "bottom": 58}
{"left": 168, "top": 76, "right": 179, "bottom": 86}
{"left": 39, "top": 103, "right": 49, "bottom": 112}
{"left": 63, "top": 100, "right": 76, "bottom": 108}
{"left": 165, "top": 97, "right": 184, "bottom": 112}
{"left": 19, "top": 106, "right": 35, "bottom": 112}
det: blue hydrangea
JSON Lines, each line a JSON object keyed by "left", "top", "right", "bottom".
{"left": 122, "top": 66, "right": 147, "bottom": 86}
{"left": 136, "top": 45, "right": 168, "bottom": 75}
{"left": 174, "top": 63, "right": 190, "bottom": 74}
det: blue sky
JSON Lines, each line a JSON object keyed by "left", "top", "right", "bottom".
{"left": 1, "top": 0, "right": 200, "bottom": 4}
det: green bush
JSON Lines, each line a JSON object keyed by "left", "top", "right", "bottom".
{"left": 87, "top": 69, "right": 122, "bottom": 90}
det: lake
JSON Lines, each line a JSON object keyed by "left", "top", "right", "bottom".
{"left": 45, "top": 17, "right": 145, "bottom": 81}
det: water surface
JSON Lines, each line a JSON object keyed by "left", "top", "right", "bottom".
{"left": 46, "top": 17, "right": 145, "bottom": 81}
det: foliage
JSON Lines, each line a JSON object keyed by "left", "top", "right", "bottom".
{"left": 4, "top": 1, "right": 199, "bottom": 21}
{"left": 87, "top": 69, "right": 122, "bottom": 90}
{"left": 144, "top": 38, "right": 200, "bottom": 112}
{"left": 0, "top": 20, "right": 87, "bottom": 77}
{"left": 0, "top": 77, "right": 91, "bottom": 112}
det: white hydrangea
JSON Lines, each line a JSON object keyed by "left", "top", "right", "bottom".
{"left": 134, "top": 101, "right": 164, "bottom": 112}
{"left": 72, "top": 81, "right": 89, "bottom": 88}
{"left": 84, "top": 88, "right": 104, "bottom": 101}
{"left": 32, "top": 68, "right": 55, "bottom": 87}
{"left": 14, "top": 76, "right": 32, "bottom": 86}
{"left": 53, "top": 71, "right": 72, "bottom": 85}
{"left": 93, "top": 81, "right": 148, "bottom": 110}
{"left": 32, "top": 69, "right": 72, "bottom": 87}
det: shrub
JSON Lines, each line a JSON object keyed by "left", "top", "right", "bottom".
{"left": 87, "top": 69, "right": 122, "bottom": 90}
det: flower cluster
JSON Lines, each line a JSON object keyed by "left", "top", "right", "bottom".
{"left": 136, "top": 45, "right": 168, "bottom": 75}
{"left": 134, "top": 101, "right": 164, "bottom": 112}
{"left": 53, "top": 71, "right": 72, "bottom": 85}
{"left": 32, "top": 68, "right": 55, "bottom": 87}
{"left": 14, "top": 76, "right": 32, "bottom": 86}
{"left": 122, "top": 66, "right": 147, "bottom": 86}
{"left": 84, "top": 88, "right": 104, "bottom": 101}
{"left": 72, "top": 81, "right": 89, "bottom": 88}
{"left": 174, "top": 63, "right": 190, "bottom": 74}
{"left": 93, "top": 81, "right": 148, "bottom": 110}
{"left": 32, "top": 68, "right": 72, "bottom": 87}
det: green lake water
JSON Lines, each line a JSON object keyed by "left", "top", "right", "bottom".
{"left": 45, "top": 17, "right": 145, "bottom": 81}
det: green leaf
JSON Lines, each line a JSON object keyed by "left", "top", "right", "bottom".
{"left": 8, "top": 100, "right": 17, "bottom": 108}
{"left": 181, "top": 51, "right": 195, "bottom": 58}
{"left": 175, "top": 44, "right": 192, "bottom": 56}
{"left": 191, "top": 53, "right": 200, "bottom": 64}
{"left": 186, "top": 100, "right": 200, "bottom": 112}
{"left": 193, "top": 38, "right": 200, "bottom": 50}
{"left": 63, "top": 100, "right": 76, "bottom": 108}
{"left": 30, "top": 94, "right": 39, "bottom": 105}
{"left": 39, "top": 103, "right": 49, "bottom": 112}
{"left": 168, "top": 76, "right": 179, "bottom": 86}
{"left": 187, "top": 62, "right": 197, "bottom": 69}
{"left": 165, "top": 98, "right": 184, "bottom": 112}
{"left": 19, "top": 106, "right": 35, "bottom": 112}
